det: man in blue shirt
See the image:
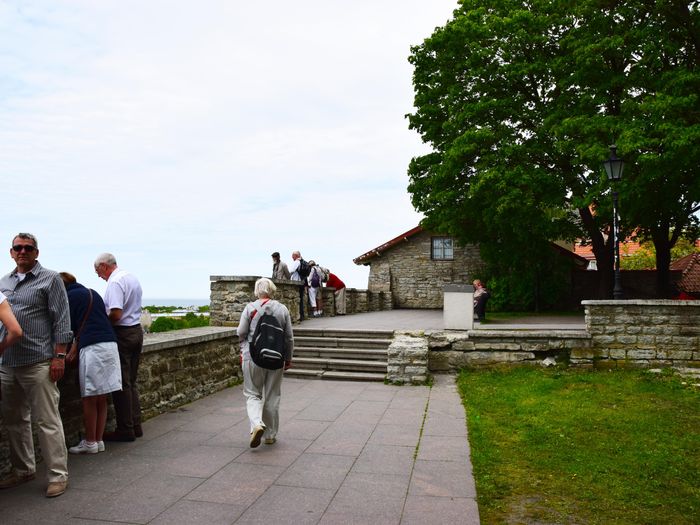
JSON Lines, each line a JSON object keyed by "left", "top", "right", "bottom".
{"left": 0, "top": 233, "right": 72, "bottom": 498}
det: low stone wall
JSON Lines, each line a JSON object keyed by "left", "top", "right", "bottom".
{"left": 387, "top": 333, "right": 429, "bottom": 384}
{"left": 427, "top": 330, "right": 591, "bottom": 372}
{"left": 388, "top": 301, "right": 700, "bottom": 381}
{"left": 574, "top": 300, "right": 700, "bottom": 368}
{"left": 209, "top": 275, "right": 392, "bottom": 326}
{"left": 0, "top": 326, "right": 239, "bottom": 477}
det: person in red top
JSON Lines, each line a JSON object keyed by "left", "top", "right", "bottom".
{"left": 325, "top": 272, "right": 347, "bottom": 315}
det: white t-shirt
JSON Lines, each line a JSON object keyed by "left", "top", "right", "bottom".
{"left": 104, "top": 267, "right": 143, "bottom": 326}
{"left": 289, "top": 259, "right": 301, "bottom": 281}
{"left": 0, "top": 290, "right": 6, "bottom": 304}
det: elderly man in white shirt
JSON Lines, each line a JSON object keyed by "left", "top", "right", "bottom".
{"left": 94, "top": 253, "right": 144, "bottom": 442}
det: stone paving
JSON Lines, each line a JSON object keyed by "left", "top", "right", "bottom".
{"left": 0, "top": 375, "right": 479, "bottom": 524}
{"left": 300, "top": 308, "right": 586, "bottom": 331}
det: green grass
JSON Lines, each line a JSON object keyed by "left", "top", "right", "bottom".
{"left": 458, "top": 367, "right": 700, "bottom": 524}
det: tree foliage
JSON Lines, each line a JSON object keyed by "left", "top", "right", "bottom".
{"left": 621, "top": 238, "right": 699, "bottom": 269}
{"left": 408, "top": 0, "right": 700, "bottom": 297}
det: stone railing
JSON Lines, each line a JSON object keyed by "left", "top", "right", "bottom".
{"left": 573, "top": 300, "right": 700, "bottom": 369}
{"left": 388, "top": 300, "right": 699, "bottom": 382}
{"left": 1, "top": 326, "right": 239, "bottom": 477}
{"left": 209, "top": 275, "right": 392, "bottom": 326}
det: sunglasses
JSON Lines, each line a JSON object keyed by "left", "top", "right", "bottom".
{"left": 12, "top": 244, "right": 37, "bottom": 253}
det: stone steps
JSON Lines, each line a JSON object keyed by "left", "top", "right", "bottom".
{"left": 290, "top": 328, "right": 392, "bottom": 382}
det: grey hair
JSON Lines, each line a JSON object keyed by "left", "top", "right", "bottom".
{"left": 254, "top": 277, "right": 277, "bottom": 299}
{"left": 292, "top": 250, "right": 301, "bottom": 258}
{"left": 95, "top": 253, "right": 117, "bottom": 267}
{"left": 13, "top": 233, "right": 38, "bottom": 248}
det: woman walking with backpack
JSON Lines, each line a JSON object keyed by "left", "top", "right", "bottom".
{"left": 236, "top": 278, "right": 294, "bottom": 448}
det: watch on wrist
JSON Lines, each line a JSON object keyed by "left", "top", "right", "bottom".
{"left": 55, "top": 353, "right": 66, "bottom": 359}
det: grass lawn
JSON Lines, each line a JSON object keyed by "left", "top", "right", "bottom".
{"left": 458, "top": 367, "right": 700, "bottom": 524}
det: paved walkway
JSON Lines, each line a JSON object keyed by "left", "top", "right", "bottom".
{"left": 0, "top": 375, "right": 479, "bottom": 524}
{"left": 300, "top": 308, "right": 586, "bottom": 331}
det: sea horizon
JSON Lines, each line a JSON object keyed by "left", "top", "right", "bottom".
{"left": 142, "top": 298, "right": 210, "bottom": 308}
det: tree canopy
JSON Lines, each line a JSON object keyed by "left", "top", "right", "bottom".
{"left": 407, "top": 0, "right": 700, "bottom": 297}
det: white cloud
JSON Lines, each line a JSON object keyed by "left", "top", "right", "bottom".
{"left": 0, "top": 0, "right": 456, "bottom": 298}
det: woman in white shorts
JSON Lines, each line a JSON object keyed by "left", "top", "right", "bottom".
{"left": 60, "top": 273, "right": 122, "bottom": 454}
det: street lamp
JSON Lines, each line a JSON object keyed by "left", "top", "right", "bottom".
{"left": 603, "top": 144, "right": 625, "bottom": 299}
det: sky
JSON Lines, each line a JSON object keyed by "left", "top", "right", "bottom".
{"left": 0, "top": 0, "right": 458, "bottom": 301}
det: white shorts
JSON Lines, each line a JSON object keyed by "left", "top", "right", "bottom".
{"left": 79, "top": 341, "right": 122, "bottom": 397}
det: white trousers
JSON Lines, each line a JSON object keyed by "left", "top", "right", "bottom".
{"left": 0, "top": 361, "right": 69, "bottom": 482}
{"left": 242, "top": 358, "right": 284, "bottom": 439}
{"left": 308, "top": 286, "right": 320, "bottom": 308}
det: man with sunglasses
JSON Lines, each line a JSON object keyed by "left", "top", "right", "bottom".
{"left": 0, "top": 233, "right": 72, "bottom": 498}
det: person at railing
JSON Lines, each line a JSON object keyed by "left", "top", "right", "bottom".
{"left": 271, "top": 251, "right": 290, "bottom": 280}
{"left": 325, "top": 271, "right": 346, "bottom": 315}
{"left": 94, "top": 252, "right": 144, "bottom": 442}
{"left": 60, "top": 272, "right": 122, "bottom": 456}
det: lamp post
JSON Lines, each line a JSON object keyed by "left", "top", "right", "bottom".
{"left": 603, "top": 144, "right": 625, "bottom": 299}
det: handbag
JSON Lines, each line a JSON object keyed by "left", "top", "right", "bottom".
{"left": 67, "top": 290, "right": 93, "bottom": 369}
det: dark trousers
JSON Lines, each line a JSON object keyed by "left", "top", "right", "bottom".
{"left": 112, "top": 325, "right": 143, "bottom": 433}
{"left": 298, "top": 285, "right": 306, "bottom": 321}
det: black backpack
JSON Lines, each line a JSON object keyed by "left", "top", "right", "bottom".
{"left": 250, "top": 301, "right": 286, "bottom": 370}
{"left": 297, "top": 258, "right": 311, "bottom": 279}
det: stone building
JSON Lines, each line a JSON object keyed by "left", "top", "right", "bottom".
{"left": 353, "top": 225, "right": 484, "bottom": 309}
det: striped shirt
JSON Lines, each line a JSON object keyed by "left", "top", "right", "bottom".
{"left": 0, "top": 261, "right": 73, "bottom": 367}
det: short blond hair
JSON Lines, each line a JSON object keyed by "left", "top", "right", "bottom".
{"left": 254, "top": 277, "right": 277, "bottom": 299}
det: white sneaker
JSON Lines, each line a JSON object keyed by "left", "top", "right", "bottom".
{"left": 250, "top": 425, "right": 265, "bottom": 448}
{"left": 69, "top": 440, "right": 99, "bottom": 455}
{"left": 97, "top": 441, "right": 105, "bottom": 452}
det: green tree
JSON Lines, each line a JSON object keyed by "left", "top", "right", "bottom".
{"left": 407, "top": 0, "right": 700, "bottom": 297}
{"left": 621, "top": 238, "right": 699, "bottom": 269}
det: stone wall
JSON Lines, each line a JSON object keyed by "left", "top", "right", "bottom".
{"left": 365, "top": 230, "right": 483, "bottom": 309}
{"left": 0, "top": 327, "right": 239, "bottom": 477}
{"left": 210, "top": 276, "right": 392, "bottom": 326}
{"left": 573, "top": 300, "right": 700, "bottom": 368}
{"left": 408, "top": 301, "right": 700, "bottom": 377}
{"left": 387, "top": 333, "right": 429, "bottom": 384}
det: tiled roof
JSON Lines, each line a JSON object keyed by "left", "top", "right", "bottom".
{"left": 574, "top": 239, "right": 646, "bottom": 262}
{"left": 353, "top": 225, "right": 424, "bottom": 265}
{"left": 354, "top": 225, "right": 588, "bottom": 267}
{"left": 671, "top": 252, "right": 700, "bottom": 294}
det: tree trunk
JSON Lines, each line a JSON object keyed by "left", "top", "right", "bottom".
{"left": 652, "top": 226, "right": 678, "bottom": 298}
{"left": 579, "top": 206, "right": 613, "bottom": 298}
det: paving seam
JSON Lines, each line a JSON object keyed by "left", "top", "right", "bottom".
{"left": 398, "top": 383, "right": 432, "bottom": 523}
{"left": 314, "top": 382, "right": 402, "bottom": 524}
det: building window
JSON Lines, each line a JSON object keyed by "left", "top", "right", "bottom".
{"left": 431, "top": 237, "right": 453, "bottom": 260}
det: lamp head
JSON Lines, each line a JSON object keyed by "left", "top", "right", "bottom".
{"left": 603, "top": 144, "right": 624, "bottom": 181}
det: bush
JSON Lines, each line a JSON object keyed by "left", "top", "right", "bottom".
{"left": 149, "top": 314, "right": 210, "bottom": 333}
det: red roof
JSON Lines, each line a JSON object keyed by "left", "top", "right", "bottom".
{"left": 671, "top": 252, "right": 700, "bottom": 295}
{"left": 354, "top": 225, "right": 588, "bottom": 267}
{"left": 574, "top": 239, "right": 646, "bottom": 262}
{"left": 353, "top": 225, "right": 424, "bottom": 265}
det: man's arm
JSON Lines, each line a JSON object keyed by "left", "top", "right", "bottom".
{"left": 109, "top": 308, "right": 123, "bottom": 324}
{"left": 47, "top": 274, "right": 73, "bottom": 381}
